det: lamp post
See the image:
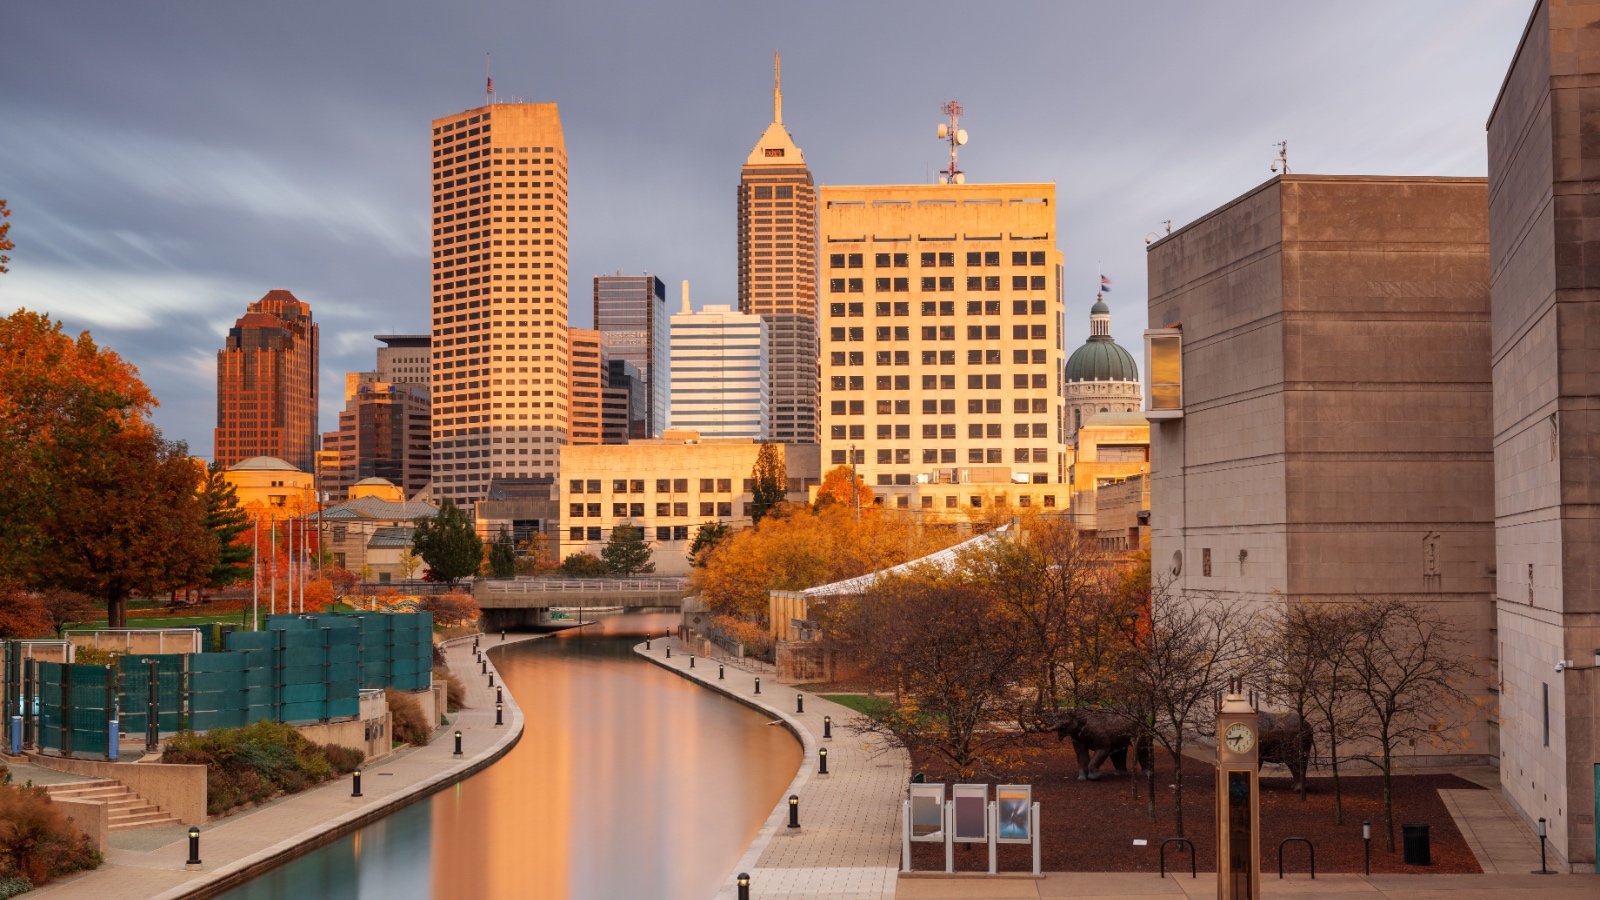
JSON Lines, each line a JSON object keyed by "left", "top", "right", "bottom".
{"left": 186, "top": 827, "right": 202, "bottom": 868}
{"left": 1362, "top": 819, "right": 1371, "bottom": 876}
{"left": 1533, "top": 817, "right": 1553, "bottom": 874}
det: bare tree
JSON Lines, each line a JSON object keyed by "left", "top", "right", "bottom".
{"left": 1109, "top": 584, "right": 1258, "bottom": 834}
{"left": 1343, "top": 598, "right": 1473, "bottom": 850}
{"left": 1260, "top": 600, "right": 1366, "bottom": 812}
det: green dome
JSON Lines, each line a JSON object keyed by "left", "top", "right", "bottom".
{"left": 1065, "top": 336, "right": 1139, "bottom": 383}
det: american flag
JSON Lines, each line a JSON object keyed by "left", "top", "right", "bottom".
{"left": 1100, "top": 275, "right": 1112, "bottom": 291}
{"left": 486, "top": 76, "right": 494, "bottom": 96}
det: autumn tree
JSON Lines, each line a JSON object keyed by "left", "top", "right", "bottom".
{"left": 422, "top": 591, "right": 480, "bottom": 627}
{"left": 1261, "top": 601, "right": 1363, "bottom": 811}
{"left": 487, "top": 529, "right": 516, "bottom": 577}
{"left": 602, "top": 524, "right": 655, "bottom": 575}
{"left": 559, "top": 552, "right": 609, "bottom": 576}
{"left": 824, "top": 565, "right": 1029, "bottom": 777}
{"left": 0, "top": 198, "right": 12, "bottom": 273}
{"left": 1109, "top": 586, "right": 1257, "bottom": 833}
{"left": 397, "top": 548, "right": 421, "bottom": 581}
{"left": 1343, "top": 598, "right": 1473, "bottom": 850}
{"left": 813, "top": 464, "right": 873, "bottom": 513}
{"left": 748, "top": 442, "right": 787, "bottom": 525}
{"left": 0, "top": 585, "right": 53, "bottom": 639}
{"left": 410, "top": 498, "right": 481, "bottom": 586}
{"left": 203, "top": 464, "right": 252, "bottom": 589}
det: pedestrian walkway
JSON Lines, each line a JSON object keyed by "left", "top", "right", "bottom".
{"left": 1438, "top": 787, "right": 1545, "bottom": 873}
{"left": 896, "top": 871, "right": 1599, "bottom": 899}
{"left": 636, "top": 637, "right": 909, "bottom": 900}
{"left": 30, "top": 631, "right": 538, "bottom": 900}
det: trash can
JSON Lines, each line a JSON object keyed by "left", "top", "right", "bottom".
{"left": 1402, "top": 823, "right": 1431, "bottom": 866}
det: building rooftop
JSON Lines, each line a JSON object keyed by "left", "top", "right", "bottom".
{"left": 1065, "top": 337, "right": 1139, "bottom": 383}
{"left": 367, "top": 526, "right": 416, "bottom": 550}
{"left": 228, "top": 456, "right": 302, "bottom": 472}
{"left": 315, "top": 496, "right": 438, "bottom": 521}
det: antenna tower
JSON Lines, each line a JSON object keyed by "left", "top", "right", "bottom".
{"left": 936, "top": 100, "right": 968, "bottom": 184}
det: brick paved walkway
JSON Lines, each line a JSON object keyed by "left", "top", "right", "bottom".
{"left": 896, "top": 871, "right": 1598, "bottom": 898}
{"left": 31, "top": 632, "right": 537, "bottom": 900}
{"left": 636, "top": 637, "right": 909, "bottom": 900}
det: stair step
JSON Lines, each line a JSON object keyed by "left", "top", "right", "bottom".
{"left": 108, "top": 813, "right": 179, "bottom": 831}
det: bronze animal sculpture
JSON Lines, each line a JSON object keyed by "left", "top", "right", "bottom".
{"left": 1044, "top": 708, "right": 1149, "bottom": 781}
{"left": 1256, "top": 711, "right": 1313, "bottom": 790}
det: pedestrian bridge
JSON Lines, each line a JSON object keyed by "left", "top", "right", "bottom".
{"left": 474, "top": 577, "right": 690, "bottom": 630}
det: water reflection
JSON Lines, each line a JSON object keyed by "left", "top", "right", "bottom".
{"left": 219, "top": 612, "right": 800, "bottom": 899}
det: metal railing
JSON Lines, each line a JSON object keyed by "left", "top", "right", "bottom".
{"left": 479, "top": 577, "right": 687, "bottom": 594}
{"left": 1277, "top": 836, "right": 1315, "bottom": 879}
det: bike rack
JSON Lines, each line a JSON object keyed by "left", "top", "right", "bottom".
{"left": 1277, "top": 836, "right": 1315, "bottom": 879}
{"left": 1160, "top": 837, "right": 1196, "bottom": 878}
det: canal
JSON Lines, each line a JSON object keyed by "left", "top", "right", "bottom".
{"left": 218, "top": 612, "right": 801, "bottom": 899}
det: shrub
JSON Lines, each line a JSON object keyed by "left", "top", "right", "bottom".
{"left": 386, "top": 688, "right": 430, "bottom": 747}
{"left": 0, "top": 783, "right": 100, "bottom": 885}
{"left": 420, "top": 592, "right": 479, "bottom": 628}
{"left": 0, "top": 876, "right": 32, "bottom": 898}
{"left": 71, "top": 646, "right": 115, "bottom": 666}
{"left": 163, "top": 720, "right": 363, "bottom": 817}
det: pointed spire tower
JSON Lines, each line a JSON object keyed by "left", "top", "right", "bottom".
{"left": 738, "top": 52, "right": 818, "bottom": 444}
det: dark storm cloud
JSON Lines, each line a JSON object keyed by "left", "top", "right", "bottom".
{"left": 0, "top": 1, "right": 1530, "bottom": 457}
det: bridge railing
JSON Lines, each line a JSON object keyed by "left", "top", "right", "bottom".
{"left": 477, "top": 577, "right": 688, "bottom": 594}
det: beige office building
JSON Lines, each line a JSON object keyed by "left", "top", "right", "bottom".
{"left": 429, "top": 102, "right": 569, "bottom": 505}
{"left": 559, "top": 434, "right": 821, "bottom": 575}
{"left": 817, "top": 182, "right": 1067, "bottom": 517}
{"left": 738, "top": 55, "right": 818, "bottom": 444}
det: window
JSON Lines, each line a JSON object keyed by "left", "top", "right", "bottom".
{"left": 630, "top": 479, "right": 645, "bottom": 493}
{"left": 630, "top": 503, "right": 644, "bottom": 517}
{"left": 586, "top": 480, "right": 601, "bottom": 493}
{"left": 945, "top": 495, "right": 958, "bottom": 509}
{"left": 717, "top": 502, "right": 732, "bottom": 517}
{"left": 570, "top": 527, "right": 584, "bottom": 541}
{"left": 1145, "top": 328, "right": 1184, "bottom": 418}
{"left": 656, "top": 503, "right": 669, "bottom": 517}
{"left": 700, "top": 502, "right": 715, "bottom": 517}
{"left": 674, "top": 502, "right": 688, "bottom": 517}
{"left": 657, "top": 527, "right": 672, "bottom": 542}
{"left": 1042, "top": 494, "right": 1056, "bottom": 507}
{"left": 656, "top": 479, "right": 671, "bottom": 493}
{"left": 588, "top": 527, "right": 602, "bottom": 542}
{"left": 570, "top": 504, "right": 585, "bottom": 517}
{"left": 673, "top": 479, "right": 688, "bottom": 492}
{"left": 570, "top": 480, "right": 585, "bottom": 494}
{"left": 700, "top": 479, "right": 715, "bottom": 492}
{"left": 612, "top": 503, "right": 628, "bottom": 517}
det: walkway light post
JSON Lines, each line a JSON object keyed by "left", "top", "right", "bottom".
{"left": 666, "top": 647, "right": 671, "bottom": 659}
{"left": 690, "top": 654, "right": 695, "bottom": 669}
{"left": 186, "top": 827, "right": 202, "bottom": 868}
{"left": 737, "top": 872, "right": 750, "bottom": 900}
{"left": 754, "top": 677, "right": 761, "bottom": 695}
{"left": 1533, "top": 817, "right": 1553, "bottom": 874}
{"left": 796, "top": 693, "right": 804, "bottom": 714}
{"left": 823, "top": 716, "right": 832, "bottom": 740}
{"left": 496, "top": 703, "right": 504, "bottom": 726}
{"left": 1362, "top": 819, "right": 1370, "bottom": 875}
{"left": 818, "top": 747, "right": 829, "bottom": 775}
{"left": 352, "top": 769, "right": 363, "bottom": 798}
{"left": 718, "top": 663, "right": 725, "bottom": 680}
{"left": 496, "top": 686, "right": 503, "bottom": 705}
{"left": 788, "top": 794, "right": 800, "bottom": 829}
{"left": 453, "top": 730, "right": 463, "bottom": 757}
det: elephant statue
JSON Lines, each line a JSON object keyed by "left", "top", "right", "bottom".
{"left": 1043, "top": 708, "right": 1150, "bottom": 781}
{"left": 1257, "top": 711, "right": 1314, "bottom": 790}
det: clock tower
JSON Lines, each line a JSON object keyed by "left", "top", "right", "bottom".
{"left": 1215, "top": 679, "right": 1260, "bottom": 899}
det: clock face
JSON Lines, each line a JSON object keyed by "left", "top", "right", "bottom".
{"left": 1224, "top": 722, "right": 1255, "bottom": 754}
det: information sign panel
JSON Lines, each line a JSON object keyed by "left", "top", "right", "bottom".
{"left": 953, "top": 784, "right": 988, "bottom": 843}
{"left": 909, "top": 783, "right": 946, "bottom": 841}
{"left": 996, "top": 784, "right": 1032, "bottom": 843}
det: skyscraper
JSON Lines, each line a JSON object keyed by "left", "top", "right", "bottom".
{"left": 567, "top": 328, "right": 607, "bottom": 445}
{"left": 817, "top": 182, "right": 1067, "bottom": 515}
{"left": 738, "top": 54, "right": 817, "bottom": 444}
{"left": 593, "top": 273, "right": 669, "bottom": 437}
{"left": 374, "top": 334, "right": 430, "bottom": 388}
{"left": 215, "top": 289, "right": 319, "bottom": 471}
{"left": 670, "top": 284, "right": 768, "bottom": 440}
{"left": 320, "top": 373, "right": 431, "bottom": 503}
{"left": 430, "top": 102, "right": 569, "bottom": 504}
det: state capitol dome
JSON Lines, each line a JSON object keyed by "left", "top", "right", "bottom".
{"left": 1065, "top": 295, "right": 1142, "bottom": 442}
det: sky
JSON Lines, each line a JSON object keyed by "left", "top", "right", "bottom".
{"left": 0, "top": 1, "right": 1533, "bottom": 459}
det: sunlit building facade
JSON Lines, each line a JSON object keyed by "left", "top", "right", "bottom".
{"left": 430, "top": 102, "right": 569, "bottom": 504}
{"left": 817, "top": 182, "right": 1067, "bottom": 517}
{"left": 593, "top": 273, "right": 669, "bottom": 437}
{"left": 215, "top": 289, "right": 319, "bottom": 472}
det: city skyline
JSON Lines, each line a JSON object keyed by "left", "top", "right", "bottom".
{"left": 0, "top": 1, "right": 1530, "bottom": 455}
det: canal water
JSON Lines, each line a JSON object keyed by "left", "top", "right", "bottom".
{"left": 218, "top": 612, "right": 801, "bottom": 899}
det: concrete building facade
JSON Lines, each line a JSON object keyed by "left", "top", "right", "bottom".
{"left": 374, "top": 334, "right": 430, "bottom": 388}
{"left": 669, "top": 293, "right": 768, "bottom": 439}
{"left": 429, "top": 102, "right": 569, "bottom": 505}
{"left": 817, "top": 181, "right": 1067, "bottom": 517}
{"left": 1067, "top": 411, "right": 1150, "bottom": 532}
{"left": 568, "top": 328, "right": 607, "bottom": 445}
{"left": 738, "top": 55, "right": 818, "bottom": 444}
{"left": 558, "top": 436, "right": 820, "bottom": 575}
{"left": 215, "top": 290, "right": 319, "bottom": 471}
{"left": 1487, "top": 0, "right": 1600, "bottom": 870}
{"left": 319, "top": 374, "right": 431, "bottom": 503}
{"left": 1144, "top": 173, "right": 1496, "bottom": 755}
{"left": 593, "top": 273, "right": 669, "bottom": 437}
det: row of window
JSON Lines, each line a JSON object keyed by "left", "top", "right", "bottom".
{"left": 570, "top": 502, "right": 736, "bottom": 519}
{"left": 829, "top": 324, "right": 1050, "bottom": 342}
{"left": 826, "top": 446, "right": 1055, "bottom": 468}
{"left": 829, "top": 299, "right": 1051, "bottom": 318}
{"left": 828, "top": 275, "right": 1048, "bottom": 293}
{"left": 828, "top": 251, "right": 1048, "bottom": 269}
{"left": 569, "top": 478, "right": 736, "bottom": 495}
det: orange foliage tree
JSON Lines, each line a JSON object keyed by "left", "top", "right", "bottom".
{"left": 813, "top": 464, "right": 874, "bottom": 511}
{"left": 0, "top": 310, "right": 216, "bottom": 626}
{"left": 690, "top": 504, "right": 956, "bottom": 624}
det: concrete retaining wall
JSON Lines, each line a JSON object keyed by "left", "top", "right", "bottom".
{"left": 30, "top": 755, "right": 207, "bottom": 825}
{"left": 51, "top": 796, "right": 109, "bottom": 854}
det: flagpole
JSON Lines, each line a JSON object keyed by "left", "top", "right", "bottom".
{"left": 270, "top": 516, "right": 277, "bottom": 618}
{"left": 251, "top": 514, "right": 259, "bottom": 631}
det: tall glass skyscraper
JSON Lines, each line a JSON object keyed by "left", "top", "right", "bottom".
{"left": 592, "top": 273, "right": 669, "bottom": 437}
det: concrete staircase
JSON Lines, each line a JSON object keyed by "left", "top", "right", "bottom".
{"left": 45, "top": 778, "right": 181, "bottom": 831}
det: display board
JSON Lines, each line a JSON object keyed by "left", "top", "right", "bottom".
{"left": 996, "top": 784, "right": 1032, "bottom": 843}
{"left": 909, "top": 783, "right": 946, "bottom": 841}
{"left": 953, "top": 784, "right": 988, "bottom": 843}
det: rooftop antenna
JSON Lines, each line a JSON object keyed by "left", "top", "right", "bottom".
{"left": 936, "top": 100, "right": 968, "bottom": 185}
{"left": 773, "top": 51, "right": 782, "bottom": 125}
{"left": 485, "top": 53, "right": 495, "bottom": 103}
{"left": 1270, "top": 140, "right": 1289, "bottom": 175}
{"left": 1144, "top": 220, "right": 1173, "bottom": 246}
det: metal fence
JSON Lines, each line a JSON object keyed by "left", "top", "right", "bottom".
{"left": 3, "top": 611, "right": 434, "bottom": 759}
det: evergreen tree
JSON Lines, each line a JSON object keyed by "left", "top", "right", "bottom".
{"left": 687, "top": 521, "right": 729, "bottom": 567}
{"left": 203, "top": 463, "right": 252, "bottom": 588}
{"left": 410, "top": 498, "right": 483, "bottom": 586}
{"left": 748, "top": 442, "right": 787, "bottom": 525}
{"left": 601, "top": 524, "right": 655, "bottom": 575}
{"left": 488, "top": 529, "right": 516, "bottom": 577}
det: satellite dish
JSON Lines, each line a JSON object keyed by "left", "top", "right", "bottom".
{"left": 938, "top": 174, "right": 949, "bottom": 185}
{"left": 953, "top": 172, "right": 966, "bottom": 185}
{"left": 937, "top": 123, "right": 949, "bottom": 139}
{"left": 956, "top": 129, "right": 968, "bottom": 146}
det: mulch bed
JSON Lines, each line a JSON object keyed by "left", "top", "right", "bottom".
{"left": 903, "top": 731, "right": 1483, "bottom": 875}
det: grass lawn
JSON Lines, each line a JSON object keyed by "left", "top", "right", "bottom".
{"left": 823, "top": 693, "right": 894, "bottom": 720}
{"left": 73, "top": 601, "right": 367, "bottom": 633}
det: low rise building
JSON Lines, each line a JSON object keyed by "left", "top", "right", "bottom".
{"left": 315, "top": 487, "right": 438, "bottom": 581}
{"left": 1067, "top": 412, "right": 1150, "bottom": 532}
{"left": 558, "top": 432, "right": 819, "bottom": 575}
